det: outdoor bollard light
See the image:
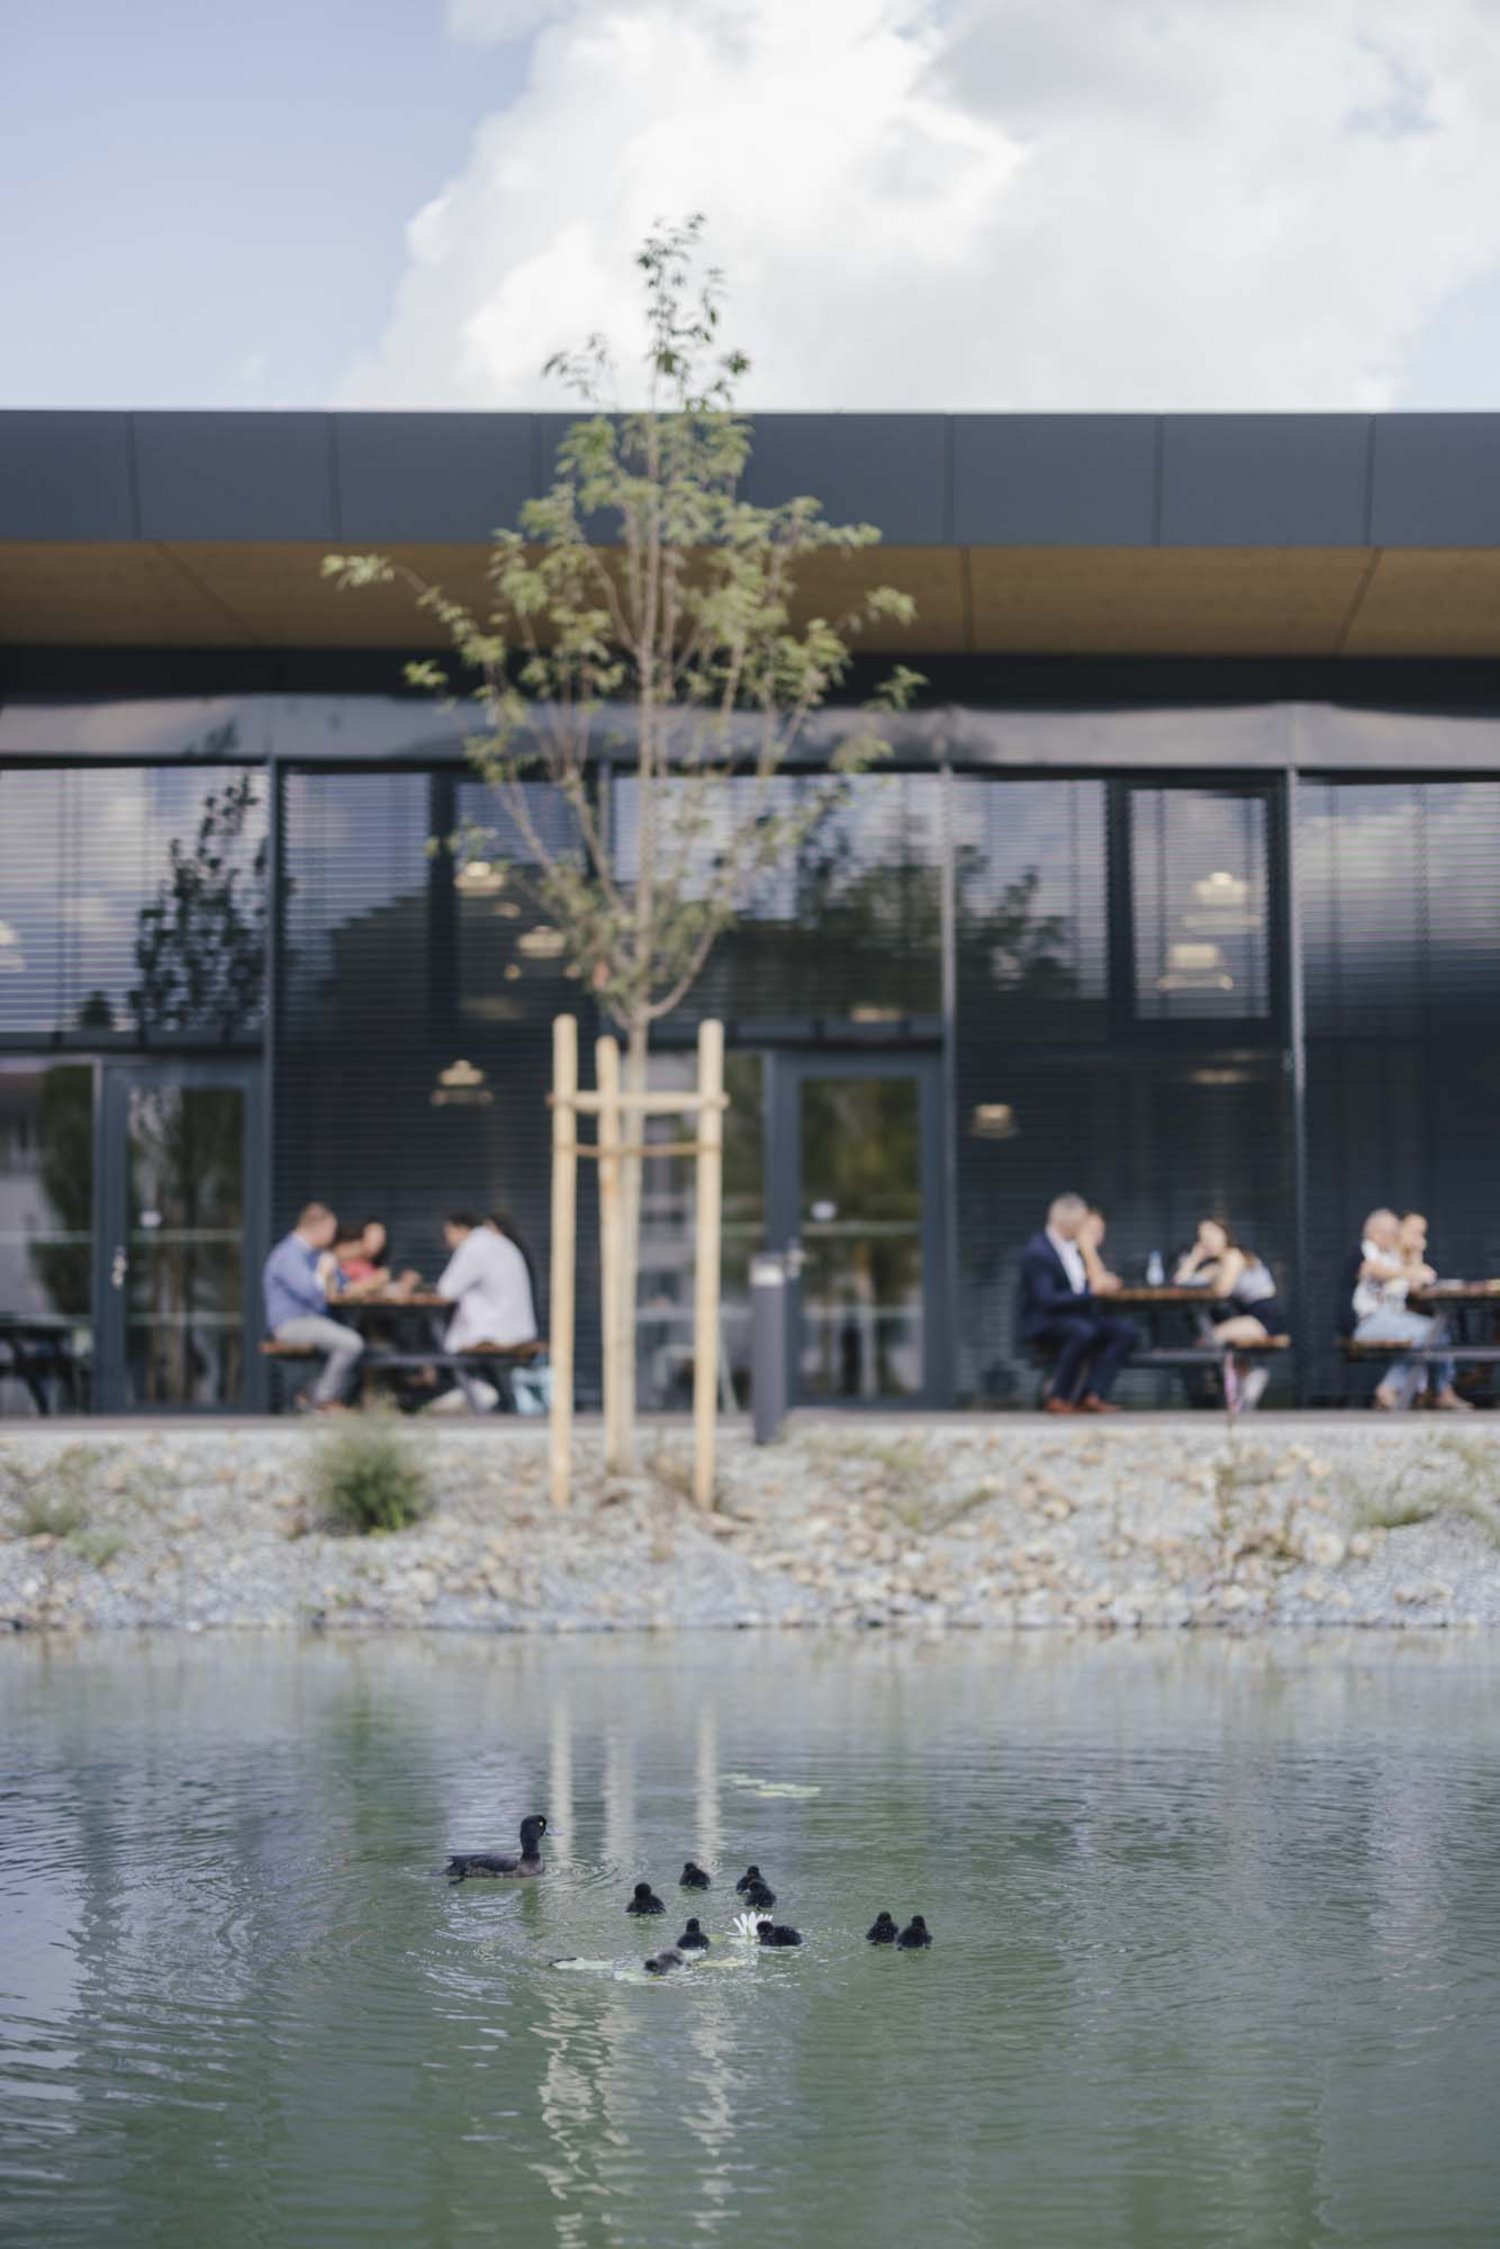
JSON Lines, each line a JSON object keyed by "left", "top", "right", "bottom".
{"left": 751, "top": 1253, "right": 789, "bottom": 1446}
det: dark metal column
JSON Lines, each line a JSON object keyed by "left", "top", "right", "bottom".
{"left": 938, "top": 752, "right": 960, "bottom": 1403}
{"left": 1284, "top": 763, "right": 1311, "bottom": 1407}
{"left": 252, "top": 750, "right": 283, "bottom": 1410}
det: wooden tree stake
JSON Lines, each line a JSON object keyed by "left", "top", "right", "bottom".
{"left": 692, "top": 1019, "right": 725, "bottom": 1509}
{"left": 548, "top": 1015, "right": 578, "bottom": 1510}
{"left": 595, "top": 1034, "right": 624, "bottom": 1472}
{"left": 547, "top": 1013, "right": 728, "bottom": 1513}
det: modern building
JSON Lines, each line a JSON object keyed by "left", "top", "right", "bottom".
{"left": 4, "top": 408, "right": 1500, "bottom": 1416}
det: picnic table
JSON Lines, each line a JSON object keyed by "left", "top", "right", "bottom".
{"left": 1026, "top": 1282, "right": 1288, "bottom": 1410}
{"left": 1108, "top": 1284, "right": 1288, "bottom": 1364}
{"left": 0, "top": 1313, "right": 84, "bottom": 1416}
{"left": 261, "top": 1291, "right": 544, "bottom": 1414}
{"left": 1397, "top": 1280, "right": 1500, "bottom": 1391}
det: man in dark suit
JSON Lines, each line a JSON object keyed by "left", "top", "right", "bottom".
{"left": 1016, "top": 1192, "right": 1140, "bottom": 1413}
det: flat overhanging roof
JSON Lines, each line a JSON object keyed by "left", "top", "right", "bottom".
{"left": 6, "top": 410, "right": 1500, "bottom": 658}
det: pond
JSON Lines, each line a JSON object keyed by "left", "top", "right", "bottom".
{"left": 3, "top": 1632, "right": 1499, "bottom": 2247}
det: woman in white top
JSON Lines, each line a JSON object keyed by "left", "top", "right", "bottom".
{"left": 1349, "top": 1207, "right": 1463, "bottom": 1411}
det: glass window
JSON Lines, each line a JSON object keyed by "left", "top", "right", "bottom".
{"left": 453, "top": 779, "right": 583, "bottom": 1025}
{"left": 1130, "top": 788, "right": 1270, "bottom": 1021}
{"left": 122, "top": 1082, "right": 246, "bottom": 1410}
{"left": 0, "top": 1062, "right": 93, "bottom": 1414}
{"left": 281, "top": 772, "right": 431, "bottom": 1034}
{"left": 614, "top": 773, "right": 943, "bottom": 1024}
{"left": 1299, "top": 781, "right": 1500, "bottom": 1038}
{"left": 955, "top": 779, "right": 1109, "bottom": 1040}
{"left": 636, "top": 1049, "right": 763, "bottom": 1410}
{"left": 0, "top": 766, "right": 267, "bottom": 1042}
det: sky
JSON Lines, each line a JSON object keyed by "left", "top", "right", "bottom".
{"left": 6, "top": 0, "right": 1500, "bottom": 412}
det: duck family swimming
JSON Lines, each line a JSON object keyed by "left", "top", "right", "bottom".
{"left": 445, "top": 1818, "right": 932, "bottom": 1964}
{"left": 446, "top": 1814, "right": 548, "bottom": 1881}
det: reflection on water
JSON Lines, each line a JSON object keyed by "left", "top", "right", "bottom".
{"left": 3, "top": 1633, "right": 1500, "bottom": 2248}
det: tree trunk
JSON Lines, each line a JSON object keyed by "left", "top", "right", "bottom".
{"left": 606, "top": 1015, "right": 649, "bottom": 1475}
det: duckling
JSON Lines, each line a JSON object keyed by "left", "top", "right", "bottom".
{"left": 676, "top": 1918, "right": 710, "bottom": 1953}
{"left": 756, "top": 1920, "right": 803, "bottom": 1948}
{"left": 627, "top": 1881, "right": 666, "bottom": 1916}
{"left": 446, "top": 1813, "right": 548, "bottom": 1881}
{"left": 866, "top": 1911, "right": 898, "bottom": 1945}
{"left": 737, "top": 1870, "right": 776, "bottom": 1910}
{"left": 644, "top": 1948, "right": 685, "bottom": 1975}
{"left": 679, "top": 1861, "right": 712, "bottom": 1890}
{"left": 734, "top": 1864, "right": 768, "bottom": 1895}
{"left": 896, "top": 1915, "right": 931, "bottom": 1949}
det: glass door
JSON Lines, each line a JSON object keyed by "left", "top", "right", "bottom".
{"left": 768, "top": 1056, "right": 947, "bottom": 1408}
{"left": 95, "top": 1065, "right": 262, "bottom": 1411}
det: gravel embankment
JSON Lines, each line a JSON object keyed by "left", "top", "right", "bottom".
{"left": 3, "top": 1417, "right": 1500, "bottom": 1633}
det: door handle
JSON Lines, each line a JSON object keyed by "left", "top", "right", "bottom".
{"left": 110, "top": 1247, "right": 128, "bottom": 1290}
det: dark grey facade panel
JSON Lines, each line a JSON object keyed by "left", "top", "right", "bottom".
{"left": 334, "top": 412, "right": 540, "bottom": 542}
{"left": 951, "top": 415, "right": 1157, "bottom": 546}
{"left": 15, "top": 407, "right": 1500, "bottom": 551}
{"left": 133, "top": 412, "right": 337, "bottom": 542}
{"left": 1159, "top": 416, "right": 1370, "bottom": 547}
{"left": 0, "top": 412, "right": 136, "bottom": 540}
{"left": 736, "top": 413, "right": 950, "bottom": 543}
{"left": 1370, "top": 413, "right": 1500, "bottom": 545}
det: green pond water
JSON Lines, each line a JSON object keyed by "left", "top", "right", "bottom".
{"left": 2, "top": 1632, "right": 1499, "bottom": 2248}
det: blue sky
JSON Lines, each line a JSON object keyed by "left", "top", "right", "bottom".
{"left": 0, "top": 0, "right": 524, "bottom": 408}
{"left": 6, "top": 0, "right": 1500, "bottom": 413}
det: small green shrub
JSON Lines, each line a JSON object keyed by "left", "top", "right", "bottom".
{"left": 0, "top": 1446, "right": 97, "bottom": 1540}
{"left": 309, "top": 1416, "right": 430, "bottom": 1536}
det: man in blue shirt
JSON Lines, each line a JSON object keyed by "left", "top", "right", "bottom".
{"left": 262, "top": 1202, "right": 363, "bottom": 1408}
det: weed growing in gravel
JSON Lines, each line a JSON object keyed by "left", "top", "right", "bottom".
{"left": 0, "top": 1446, "right": 98, "bottom": 1540}
{"left": 309, "top": 1416, "right": 430, "bottom": 1536}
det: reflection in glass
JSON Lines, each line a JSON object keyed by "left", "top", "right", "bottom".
{"left": 0, "top": 1063, "right": 93, "bottom": 1414}
{"left": 636, "top": 1051, "right": 763, "bottom": 1410}
{"left": 615, "top": 773, "right": 944, "bottom": 1023}
{"left": 1131, "top": 789, "right": 1269, "bottom": 1020}
{"left": 0, "top": 759, "right": 266, "bottom": 1041}
{"left": 124, "top": 1085, "right": 245, "bottom": 1408}
{"left": 799, "top": 1077, "right": 922, "bottom": 1400}
{"left": 454, "top": 780, "right": 582, "bottom": 1024}
{"left": 955, "top": 778, "right": 1110, "bottom": 1040}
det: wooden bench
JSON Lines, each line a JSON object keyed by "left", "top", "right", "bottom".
{"left": 260, "top": 1335, "right": 548, "bottom": 1411}
{"left": 1339, "top": 1336, "right": 1500, "bottom": 1403}
{"left": 1030, "top": 1333, "right": 1289, "bottom": 1409}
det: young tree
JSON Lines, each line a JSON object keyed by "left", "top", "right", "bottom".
{"left": 325, "top": 218, "right": 919, "bottom": 1470}
{"left": 130, "top": 766, "right": 268, "bottom": 1044}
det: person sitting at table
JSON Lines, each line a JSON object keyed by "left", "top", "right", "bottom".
{"left": 334, "top": 1218, "right": 419, "bottom": 1301}
{"left": 334, "top": 1220, "right": 386, "bottom": 1293}
{"left": 436, "top": 1211, "right": 539, "bottom": 1354}
{"left": 1078, "top": 1206, "right": 1123, "bottom": 1296}
{"left": 261, "top": 1202, "right": 362, "bottom": 1411}
{"left": 1174, "top": 1217, "right": 1286, "bottom": 1412}
{"left": 1398, "top": 1210, "right": 1469, "bottom": 1411}
{"left": 1016, "top": 1193, "right": 1140, "bottom": 1414}
{"left": 1339, "top": 1207, "right": 1453, "bottom": 1413}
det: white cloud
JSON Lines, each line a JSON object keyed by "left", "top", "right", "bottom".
{"left": 344, "top": 0, "right": 1500, "bottom": 411}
